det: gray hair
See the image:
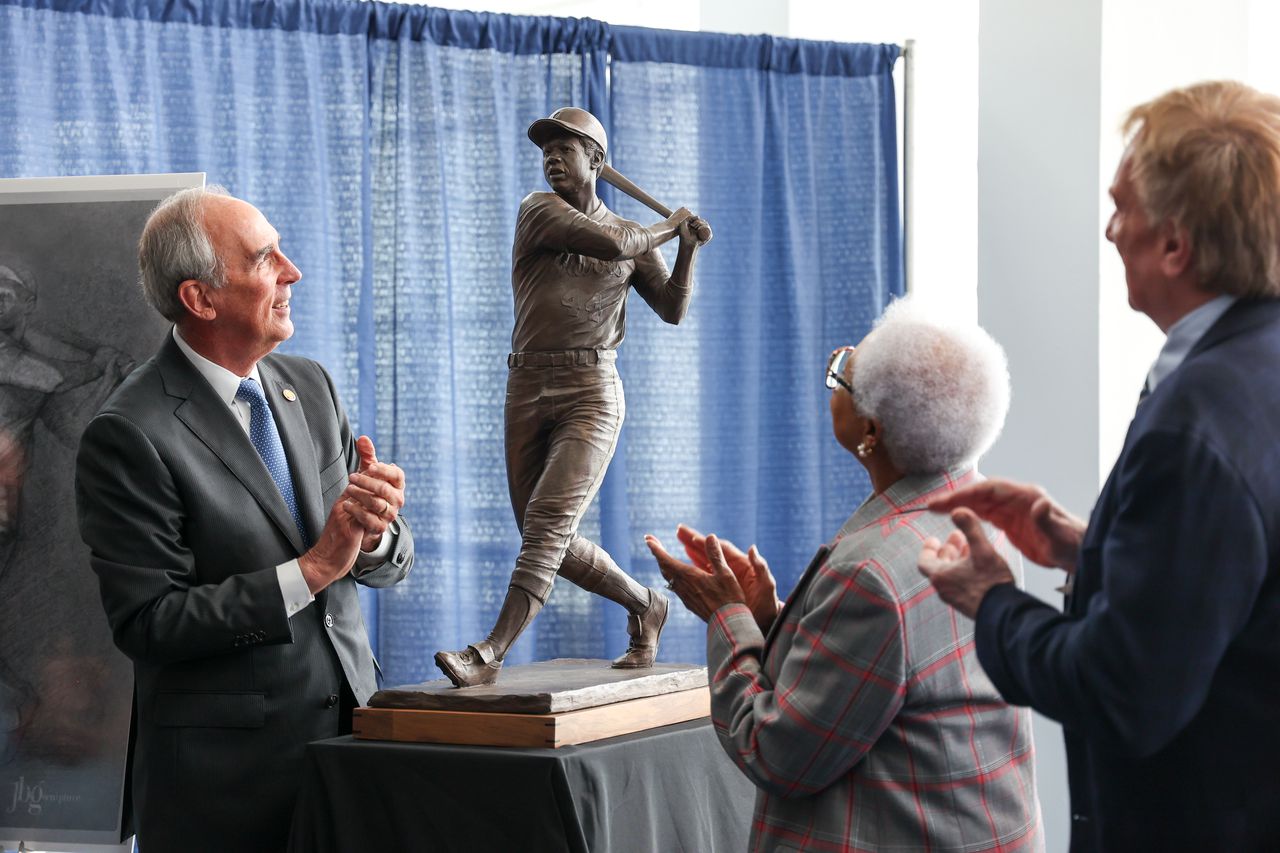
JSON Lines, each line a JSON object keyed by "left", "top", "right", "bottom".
{"left": 138, "top": 184, "right": 230, "bottom": 322}
{"left": 851, "top": 296, "right": 1010, "bottom": 474}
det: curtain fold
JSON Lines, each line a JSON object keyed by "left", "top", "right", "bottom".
{"left": 0, "top": 0, "right": 901, "bottom": 683}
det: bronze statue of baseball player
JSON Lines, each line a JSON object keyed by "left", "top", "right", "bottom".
{"left": 435, "top": 108, "right": 712, "bottom": 687}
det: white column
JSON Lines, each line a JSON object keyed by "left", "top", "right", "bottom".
{"left": 1097, "top": 0, "right": 1250, "bottom": 479}
{"left": 977, "top": 0, "right": 1104, "bottom": 847}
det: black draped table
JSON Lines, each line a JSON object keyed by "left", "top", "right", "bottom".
{"left": 288, "top": 719, "right": 756, "bottom": 853}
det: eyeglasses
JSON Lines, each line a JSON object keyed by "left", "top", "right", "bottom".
{"left": 825, "top": 347, "right": 854, "bottom": 393}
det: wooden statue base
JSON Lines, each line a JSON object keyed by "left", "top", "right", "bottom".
{"left": 354, "top": 659, "right": 709, "bottom": 748}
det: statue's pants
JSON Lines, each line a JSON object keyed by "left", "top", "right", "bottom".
{"left": 504, "top": 350, "right": 625, "bottom": 602}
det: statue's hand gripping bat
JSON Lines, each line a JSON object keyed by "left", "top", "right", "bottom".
{"left": 600, "top": 164, "right": 712, "bottom": 244}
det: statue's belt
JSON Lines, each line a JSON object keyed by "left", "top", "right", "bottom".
{"left": 508, "top": 349, "right": 616, "bottom": 368}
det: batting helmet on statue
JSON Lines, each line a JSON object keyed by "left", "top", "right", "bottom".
{"left": 527, "top": 107, "right": 608, "bottom": 157}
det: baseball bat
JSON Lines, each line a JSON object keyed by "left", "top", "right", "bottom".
{"left": 600, "top": 164, "right": 673, "bottom": 218}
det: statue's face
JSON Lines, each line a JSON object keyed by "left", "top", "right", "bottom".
{"left": 541, "top": 135, "right": 596, "bottom": 195}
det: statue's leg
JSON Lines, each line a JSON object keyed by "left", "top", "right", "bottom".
{"left": 507, "top": 360, "right": 625, "bottom": 602}
{"left": 559, "top": 536, "right": 647, "bottom": 611}
{"left": 436, "top": 358, "right": 666, "bottom": 686}
{"left": 436, "top": 365, "right": 552, "bottom": 687}
{"left": 559, "top": 537, "right": 668, "bottom": 668}
{"left": 533, "top": 361, "right": 666, "bottom": 667}
{"left": 504, "top": 370, "right": 547, "bottom": 540}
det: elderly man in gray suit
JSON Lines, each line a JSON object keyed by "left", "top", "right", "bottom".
{"left": 75, "top": 186, "right": 414, "bottom": 853}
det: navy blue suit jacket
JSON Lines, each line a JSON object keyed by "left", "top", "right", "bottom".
{"left": 976, "top": 298, "right": 1280, "bottom": 852}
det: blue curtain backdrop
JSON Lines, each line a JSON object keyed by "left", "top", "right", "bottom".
{"left": 0, "top": 0, "right": 902, "bottom": 685}
{"left": 599, "top": 28, "right": 902, "bottom": 659}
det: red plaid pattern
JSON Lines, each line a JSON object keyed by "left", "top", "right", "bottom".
{"left": 707, "top": 467, "right": 1043, "bottom": 852}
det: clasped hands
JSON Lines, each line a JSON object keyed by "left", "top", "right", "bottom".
{"left": 917, "top": 478, "right": 1086, "bottom": 619}
{"left": 646, "top": 525, "right": 781, "bottom": 631}
{"left": 299, "top": 435, "right": 406, "bottom": 593}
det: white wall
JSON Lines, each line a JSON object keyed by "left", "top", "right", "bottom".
{"left": 788, "top": 1, "right": 979, "bottom": 324}
{"left": 976, "top": 2, "right": 1101, "bottom": 846}
{"left": 1096, "top": 0, "right": 1250, "bottom": 480}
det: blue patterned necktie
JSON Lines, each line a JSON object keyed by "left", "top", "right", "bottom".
{"left": 236, "top": 378, "right": 306, "bottom": 539}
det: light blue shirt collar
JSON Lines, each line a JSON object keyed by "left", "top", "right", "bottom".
{"left": 1145, "top": 294, "right": 1236, "bottom": 394}
{"left": 172, "top": 326, "right": 263, "bottom": 408}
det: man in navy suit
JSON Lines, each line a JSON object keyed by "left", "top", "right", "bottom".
{"left": 918, "top": 80, "right": 1280, "bottom": 851}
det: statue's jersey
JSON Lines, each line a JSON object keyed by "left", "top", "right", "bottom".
{"left": 510, "top": 192, "right": 691, "bottom": 352}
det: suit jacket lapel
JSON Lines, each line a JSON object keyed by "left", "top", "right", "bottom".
{"left": 157, "top": 338, "right": 307, "bottom": 555}
{"left": 259, "top": 359, "right": 323, "bottom": 548}
{"left": 762, "top": 543, "right": 831, "bottom": 656}
{"left": 762, "top": 467, "right": 973, "bottom": 658}
{"left": 762, "top": 489, "right": 884, "bottom": 656}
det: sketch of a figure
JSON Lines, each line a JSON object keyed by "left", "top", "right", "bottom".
{"left": 0, "top": 263, "right": 134, "bottom": 581}
{"left": 0, "top": 187, "right": 175, "bottom": 843}
{"left": 0, "top": 261, "right": 135, "bottom": 770}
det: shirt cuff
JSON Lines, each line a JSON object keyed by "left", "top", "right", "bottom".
{"left": 277, "top": 559, "right": 314, "bottom": 618}
{"left": 354, "top": 524, "right": 394, "bottom": 569}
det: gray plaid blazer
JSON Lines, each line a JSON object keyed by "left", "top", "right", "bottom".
{"left": 707, "top": 466, "right": 1044, "bottom": 852}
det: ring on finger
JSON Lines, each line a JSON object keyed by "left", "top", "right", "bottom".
{"left": 379, "top": 499, "right": 390, "bottom": 518}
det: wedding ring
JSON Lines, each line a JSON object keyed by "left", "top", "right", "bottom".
{"left": 379, "top": 499, "right": 390, "bottom": 517}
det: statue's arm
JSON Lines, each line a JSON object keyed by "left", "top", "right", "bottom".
{"left": 631, "top": 217, "right": 712, "bottom": 325}
{"left": 517, "top": 193, "right": 689, "bottom": 262}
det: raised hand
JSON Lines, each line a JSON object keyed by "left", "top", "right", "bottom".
{"left": 917, "top": 508, "right": 1017, "bottom": 619}
{"left": 676, "top": 525, "right": 779, "bottom": 632}
{"left": 667, "top": 206, "right": 694, "bottom": 228}
{"left": 341, "top": 435, "right": 406, "bottom": 552}
{"left": 679, "top": 215, "right": 713, "bottom": 246}
{"left": 645, "top": 533, "right": 746, "bottom": 623}
{"left": 928, "top": 478, "right": 1085, "bottom": 572}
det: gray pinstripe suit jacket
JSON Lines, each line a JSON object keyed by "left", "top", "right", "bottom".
{"left": 75, "top": 335, "right": 413, "bottom": 853}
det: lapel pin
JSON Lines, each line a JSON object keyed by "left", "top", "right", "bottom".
{"left": 282, "top": 388, "right": 297, "bottom": 402}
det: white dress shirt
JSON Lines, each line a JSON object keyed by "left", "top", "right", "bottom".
{"left": 1145, "top": 294, "right": 1237, "bottom": 395}
{"left": 172, "top": 328, "right": 390, "bottom": 618}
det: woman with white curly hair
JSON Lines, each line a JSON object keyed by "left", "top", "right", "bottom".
{"left": 648, "top": 296, "right": 1044, "bottom": 853}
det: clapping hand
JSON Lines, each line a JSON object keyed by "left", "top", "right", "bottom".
{"left": 646, "top": 532, "right": 745, "bottom": 622}
{"left": 927, "top": 478, "right": 1085, "bottom": 572}
{"left": 918, "top": 509, "right": 1017, "bottom": 619}
{"left": 341, "top": 436, "right": 406, "bottom": 552}
{"left": 674, "top": 525, "right": 779, "bottom": 632}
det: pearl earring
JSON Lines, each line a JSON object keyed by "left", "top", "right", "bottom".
{"left": 855, "top": 441, "right": 872, "bottom": 459}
